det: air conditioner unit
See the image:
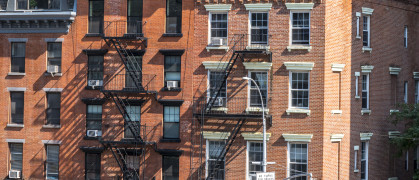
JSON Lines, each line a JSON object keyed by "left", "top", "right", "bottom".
{"left": 87, "top": 130, "right": 102, "bottom": 137}
{"left": 9, "top": 170, "right": 21, "bottom": 179}
{"left": 211, "top": 38, "right": 224, "bottom": 46}
{"left": 47, "top": 65, "right": 59, "bottom": 73}
{"left": 167, "top": 81, "right": 179, "bottom": 90}
{"left": 213, "top": 97, "right": 224, "bottom": 107}
{"left": 88, "top": 80, "right": 103, "bottom": 87}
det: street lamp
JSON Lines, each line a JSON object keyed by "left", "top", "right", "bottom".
{"left": 243, "top": 76, "right": 267, "bottom": 173}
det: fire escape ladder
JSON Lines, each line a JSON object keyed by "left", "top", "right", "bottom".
{"left": 206, "top": 118, "right": 245, "bottom": 180}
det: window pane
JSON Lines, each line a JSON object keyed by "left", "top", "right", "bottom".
{"left": 46, "top": 93, "right": 61, "bottom": 125}
{"left": 289, "top": 144, "right": 308, "bottom": 180}
{"left": 88, "top": 56, "right": 104, "bottom": 81}
{"left": 89, "top": 0, "right": 104, "bottom": 34}
{"left": 250, "top": 72, "right": 268, "bottom": 107}
{"left": 248, "top": 142, "right": 263, "bottom": 179}
{"left": 250, "top": 12, "right": 268, "bottom": 45}
{"left": 10, "top": 143, "right": 23, "bottom": 171}
{"left": 47, "top": 43, "right": 62, "bottom": 58}
{"left": 209, "top": 71, "right": 227, "bottom": 98}
{"left": 166, "top": 0, "right": 182, "bottom": 33}
{"left": 163, "top": 122, "right": 179, "bottom": 139}
{"left": 86, "top": 153, "right": 101, "bottom": 180}
{"left": 291, "top": 13, "right": 310, "bottom": 45}
{"left": 163, "top": 156, "right": 179, "bottom": 180}
{"left": 11, "top": 92, "right": 24, "bottom": 124}
{"left": 46, "top": 145, "right": 59, "bottom": 179}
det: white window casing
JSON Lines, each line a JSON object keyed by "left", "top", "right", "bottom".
{"left": 287, "top": 143, "right": 309, "bottom": 178}
{"left": 362, "top": 14, "right": 372, "bottom": 52}
{"left": 361, "top": 141, "right": 369, "bottom": 180}
{"left": 362, "top": 7, "right": 374, "bottom": 15}
{"left": 6, "top": 139, "right": 25, "bottom": 143}
{"left": 288, "top": 71, "right": 310, "bottom": 110}
{"left": 354, "top": 145, "right": 359, "bottom": 172}
{"left": 361, "top": 74, "right": 370, "bottom": 111}
{"left": 247, "top": 11, "right": 269, "bottom": 50}
{"left": 331, "top": 64, "right": 345, "bottom": 72}
{"left": 356, "top": 12, "right": 361, "bottom": 39}
{"left": 242, "top": 132, "right": 271, "bottom": 141}
{"left": 404, "top": 26, "right": 408, "bottom": 48}
{"left": 355, "top": 72, "right": 360, "bottom": 98}
{"left": 287, "top": 11, "right": 311, "bottom": 51}
{"left": 206, "top": 140, "right": 226, "bottom": 179}
{"left": 207, "top": 12, "right": 228, "bottom": 49}
{"left": 247, "top": 71, "right": 269, "bottom": 112}
{"left": 330, "top": 134, "right": 344, "bottom": 142}
{"left": 282, "top": 134, "right": 313, "bottom": 142}
{"left": 207, "top": 70, "right": 228, "bottom": 112}
{"left": 389, "top": 67, "right": 401, "bottom": 75}
{"left": 246, "top": 141, "right": 264, "bottom": 180}
{"left": 360, "top": 133, "right": 373, "bottom": 141}
{"left": 8, "top": 38, "right": 28, "bottom": 42}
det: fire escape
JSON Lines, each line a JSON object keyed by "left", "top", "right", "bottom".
{"left": 100, "top": 21, "right": 156, "bottom": 180}
{"left": 193, "top": 34, "right": 272, "bottom": 180}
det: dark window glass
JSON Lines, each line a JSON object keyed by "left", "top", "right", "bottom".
{"left": 16, "top": 0, "right": 27, "bottom": 9}
{"left": 10, "top": 143, "right": 23, "bottom": 171}
{"left": 360, "top": 142, "right": 368, "bottom": 180}
{"left": 127, "top": 0, "right": 143, "bottom": 34}
{"left": 10, "top": 92, "right": 24, "bottom": 124}
{"left": 163, "top": 106, "right": 179, "bottom": 139}
{"left": 1, "top": 0, "right": 8, "bottom": 10}
{"left": 125, "top": 155, "right": 140, "bottom": 180}
{"left": 290, "top": 72, "right": 309, "bottom": 108}
{"left": 164, "top": 56, "right": 181, "bottom": 87}
{"left": 209, "top": 71, "right": 227, "bottom": 105}
{"left": 250, "top": 12, "right": 268, "bottom": 45}
{"left": 248, "top": 142, "right": 263, "bottom": 180}
{"left": 162, "top": 156, "right": 179, "bottom": 180}
{"left": 46, "top": 93, "right": 61, "bottom": 125}
{"left": 47, "top": 43, "right": 62, "bottom": 73}
{"left": 362, "top": 75, "right": 368, "bottom": 109}
{"left": 46, "top": 145, "right": 59, "bottom": 180}
{"left": 86, "top": 105, "right": 102, "bottom": 134}
{"left": 11, "top": 43, "right": 25, "bottom": 73}
{"left": 363, "top": 16, "right": 369, "bottom": 47}
{"left": 87, "top": 55, "right": 104, "bottom": 83}
{"left": 67, "top": 0, "right": 74, "bottom": 10}
{"left": 124, "top": 105, "right": 141, "bottom": 139}
{"left": 85, "top": 153, "right": 101, "bottom": 180}
{"left": 250, "top": 72, "right": 268, "bottom": 107}
{"left": 289, "top": 144, "right": 308, "bottom": 180}
{"left": 291, "top": 13, "right": 310, "bottom": 45}
{"left": 125, "top": 56, "right": 142, "bottom": 89}
{"left": 17, "top": 0, "right": 60, "bottom": 10}
{"left": 89, "top": 0, "right": 104, "bottom": 34}
{"left": 166, "top": 0, "right": 182, "bottom": 33}
{"left": 207, "top": 141, "right": 225, "bottom": 180}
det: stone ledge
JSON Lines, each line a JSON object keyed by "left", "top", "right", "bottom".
{"left": 287, "top": 45, "right": 312, "bottom": 52}
{"left": 206, "top": 46, "right": 229, "bottom": 52}
{"left": 286, "top": 109, "right": 310, "bottom": 115}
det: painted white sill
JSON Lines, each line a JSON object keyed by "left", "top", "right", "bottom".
{"left": 8, "top": 72, "right": 26, "bottom": 76}
{"left": 331, "top": 110, "right": 342, "bottom": 114}
{"left": 211, "top": 107, "right": 228, "bottom": 113}
{"left": 7, "top": 124, "right": 24, "bottom": 128}
{"left": 287, "top": 45, "right": 312, "bottom": 52}
{"left": 246, "top": 107, "right": 269, "bottom": 114}
{"left": 44, "top": 72, "right": 63, "bottom": 77}
{"left": 246, "top": 45, "right": 270, "bottom": 51}
{"left": 42, "top": 124, "right": 61, "bottom": 129}
{"left": 286, "top": 109, "right": 310, "bottom": 116}
{"left": 390, "top": 109, "right": 399, "bottom": 114}
{"left": 362, "top": 47, "right": 372, "bottom": 53}
{"left": 354, "top": 169, "right": 359, "bottom": 173}
{"left": 361, "top": 109, "right": 371, "bottom": 115}
{"left": 206, "top": 46, "right": 229, "bottom": 52}
{"left": 355, "top": 95, "right": 360, "bottom": 99}
{"left": 356, "top": 36, "right": 361, "bottom": 39}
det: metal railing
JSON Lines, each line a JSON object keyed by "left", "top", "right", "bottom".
{"left": 103, "top": 20, "right": 143, "bottom": 38}
{"left": 102, "top": 73, "right": 157, "bottom": 92}
{"left": 193, "top": 96, "right": 271, "bottom": 116}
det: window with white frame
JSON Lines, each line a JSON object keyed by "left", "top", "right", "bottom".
{"left": 208, "top": 71, "right": 227, "bottom": 106}
{"left": 362, "top": 16, "right": 370, "bottom": 47}
{"left": 124, "top": 105, "right": 141, "bottom": 139}
{"left": 361, "top": 141, "right": 369, "bottom": 180}
{"left": 362, "top": 74, "right": 369, "bottom": 109}
{"left": 416, "top": 81, "right": 419, "bottom": 104}
{"left": 404, "top": 81, "right": 408, "bottom": 103}
{"left": 404, "top": 26, "right": 408, "bottom": 48}
{"left": 250, "top": 12, "right": 268, "bottom": 45}
{"left": 206, "top": 140, "right": 225, "bottom": 180}
{"left": 290, "top": 72, "right": 309, "bottom": 108}
{"left": 291, "top": 12, "right": 310, "bottom": 45}
{"left": 209, "top": 13, "right": 228, "bottom": 46}
{"left": 249, "top": 71, "right": 268, "bottom": 108}
{"left": 46, "top": 144, "right": 59, "bottom": 180}
{"left": 288, "top": 143, "right": 308, "bottom": 180}
{"left": 247, "top": 141, "right": 263, "bottom": 180}
{"left": 9, "top": 143, "right": 23, "bottom": 172}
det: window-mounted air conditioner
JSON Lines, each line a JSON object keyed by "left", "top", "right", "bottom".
{"left": 9, "top": 170, "right": 21, "bottom": 179}
{"left": 87, "top": 130, "right": 102, "bottom": 137}
{"left": 213, "top": 97, "right": 224, "bottom": 107}
{"left": 211, "top": 37, "right": 224, "bottom": 46}
{"left": 167, "top": 81, "right": 179, "bottom": 90}
{"left": 88, "top": 80, "right": 103, "bottom": 87}
{"left": 47, "top": 65, "right": 59, "bottom": 73}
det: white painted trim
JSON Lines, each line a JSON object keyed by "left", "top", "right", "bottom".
{"left": 206, "top": 46, "right": 229, "bottom": 52}
{"left": 207, "top": 12, "right": 229, "bottom": 47}
{"left": 356, "top": 12, "right": 361, "bottom": 39}
{"left": 7, "top": 87, "right": 26, "bottom": 92}
{"left": 286, "top": 109, "right": 311, "bottom": 116}
{"left": 360, "top": 133, "right": 373, "bottom": 141}
{"left": 289, "top": 10, "right": 311, "bottom": 46}
{"left": 286, "top": 142, "right": 309, "bottom": 178}
{"left": 42, "top": 140, "right": 62, "bottom": 144}
{"left": 282, "top": 134, "right": 313, "bottom": 142}
{"left": 42, "top": 124, "right": 61, "bottom": 129}
{"left": 388, "top": 178, "right": 398, "bottom": 180}
{"left": 362, "top": 47, "right": 372, "bottom": 53}
{"left": 331, "top": 110, "right": 342, "bottom": 114}
{"left": 284, "top": 62, "right": 314, "bottom": 71}
{"left": 361, "top": 109, "right": 371, "bottom": 115}
{"left": 331, "top": 134, "right": 344, "bottom": 142}
{"left": 390, "top": 109, "right": 399, "bottom": 115}
{"left": 389, "top": 67, "right": 401, "bottom": 75}
{"left": 8, "top": 72, "right": 26, "bottom": 76}
{"left": 287, "top": 45, "right": 312, "bottom": 52}
{"left": 355, "top": 72, "right": 360, "bottom": 98}
{"left": 204, "top": 4, "right": 232, "bottom": 12}
{"left": 388, "top": 131, "right": 400, "bottom": 139}
{"left": 361, "top": 65, "right": 374, "bottom": 73}
{"left": 242, "top": 132, "right": 271, "bottom": 141}
{"left": 246, "top": 45, "right": 270, "bottom": 51}
{"left": 42, "top": 88, "right": 63, "bottom": 92}
{"left": 8, "top": 38, "right": 28, "bottom": 42}
{"left": 44, "top": 38, "right": 64, "bottom": 42}
{"left": 362, "top": 7, "right": 374, "bottom": 15}
{"left": 244, "top": 3, "right": 272, "bottom": 11}
{"left": 242, "top": 62, "right": 272, "bottom": 70}
{"left": 354, "top": 145, "right": 359, "bottom": 172}
{"left": 6, "top": 139, "right": 25, "bottom": 143}
{"left": 331, "top": 64, "right": 345, "bottom": 72}
{"left": 413, "top": 72, "right": 419, "bottom": 79}
{"left": 203, "top": 131, "right": 230, "bottom": 140}
{"left": 6, "top": 124, "right": 24, "bottom": 128}
{"left": 285, "top": 3, "right": 314, "bottom": 10}
{"left": 202, "top": 61, "right": 230, "bottom": 70}
{"left": 354, "top": 145, "right": 359, "bottom": 151}
{"left": 246, "top": 107, "right": 269, "bottom": 114}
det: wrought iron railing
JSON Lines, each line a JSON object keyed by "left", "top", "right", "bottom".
{"left": 103, "top": 20, "right": 143, "bottom": 38}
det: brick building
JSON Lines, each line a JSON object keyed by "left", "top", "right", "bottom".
{"left": 0, "top": 0, "right": 417, "bottom": 180}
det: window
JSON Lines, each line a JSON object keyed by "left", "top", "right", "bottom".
{"left": 124, "top": 105, "right": 141, "bottom": 139}
{"left": 361, "top": 142, "right": 369, "bottom": 180}
{"left": 249, "top": 72, "right": 268, "bottom": 107}
{"left": 404, "top": 81, "right": 408, "bottom": 103}
{"left": 9, "top": 143, "right": 23, "bottom": 171}
{"left": 290, "top": 72, "right": 309, "bottom": 108}
{"left": 209, "top": 13, "right": 228, "bottom": 46}
{"left": 125, "top": 55, "right": 142, "bottom": 89}
{"left": 166, "top": 0, "right": 182, "bottom": 34}
{"left": 85, "top": 153, "right": 100, "bottom": 180}
{"left": 16, "top": 0, "right": 60, "bottom": 10}
{"left": 404, "top": 26, "right": 408, "bottom": 48}
{"left": 206, "top": 140, "right": 225, "bottom": 180}
{"left": 248, "top": 142, "right": 263, "bottom": 180}
{"left": 363, "top": 16, "right": 370, "bottom": 47}
{"left": 250, "top": 12, "right": 268, "bottom": 45}
{"left": 125, "top": 155, "right": 140, "bottom": 180}
{"left": 406, "top": 151, "right": 409, "bottom": 171}
{"left": 416, "top": 81, "right": 419, "bottom": 104}
{"left": 164, "top": 56, "right": 181, "bottom": 88}
{"left": 362, "top": 75, "right": 369, "bottom": 109}
{"left": 87, "top": 55, "right": 104, "bottom": 86}
{"left": 10, "top": 92, "right": 24, "bottom": 124}
{"left": 46, "top": 93, "right": 61, "bottom": 125}
{"left": 86, "top": 105, "right": 102, "bottom": 136}
{"left": 0, "top": 0, "right": 6, "bottom": 10}
{"left": 127, "top": 0, "right": 143, "bottom": 34}
{"left": 163, "top": 106, "right": 180, "bottom": 139}
{"left": 288, "top": 143, "right": 308, "bottom": 180}
{"left": 47, "top": 43, "right": 62, "bottom": 73}
{"left": 291, "top": 12, "right": 310, "bottom": 45}
{"left": 46, "top": 145, "right": 59, "bottom": 180}
{"left": 162, "top": 155, "right": 179, "bottom": 180}
{"left": 88, "top": 0, "right": 104, "bottom": 34}
{"left": 11, "top": 43, "right": 25, "bottom": 73}
{"left": 208, "top": 71, "right": 227, "bottom": 105}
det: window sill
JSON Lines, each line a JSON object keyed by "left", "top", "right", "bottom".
{"left": 362, "top": 47, "right": 372, "bottom": 53}
{"left": 390, "top": 109, "right": 399, "bottom": 115}
{"left": 210, "top": 107, "right": 228, "bottom": 113}
{"left": 83, "top": 136, "right": 101, "bottom": 140}
{"left": 8, "top": 72, "right": 26, "bottom": 76}
{"left": 162, "top": 87, "right": 182, "bottom": 92}
{"left": 356, "top": 36, "right": 361, "bottom": 39}
{"left": 42, "top": 124, "right": 61, "bottom": 129}
{"left": 355, "top": 95, "right": 360, "bottom": 99}
{"left": 85, "top": 86, "right": 102, "bottom": 90}
{"left": 354, "top": 169, "right": 359, "bottom": 173}
{"left": 6, "top": 123, "right": 24, "bottom": 128}
{"left": 160, "top": 138, "right": 181, "bottom": 143}
{"left": 246, "top": 45, "right": 270, "bottom": 51}
{"left": 162, "top": 33, "right": 183, "bottom": 37}
{"left": 331, "top": 110, "right": 342, "bottom": 114}
{"left": 287, "top": 45, "right": 312, "bottom": 52}
{"left": 84, "top": 33, "right": 103, "bottom": 37}
{"left": 44, "top": 72, "right": 62, "bottom": 77}
{"left": 246, "top": 107, "right": 269, "bottom": 114}
{"left": 206, "top": 46, "right": 229, "bottom": 52}
{"left": 286, "top": 108, "right": 310, "bottom": 116}
{"left": 361, "top": 109, "right": 371, "bottom": 115}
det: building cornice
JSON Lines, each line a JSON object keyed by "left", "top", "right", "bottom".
{"left": 360, "top": 133, "right": 373, "bottom": 141}
{"left": 282, "top": 134, "right": 313, "bottom": 142}
{"left": 242, "top": 132, "right": 271, "bottom": 141}
{"left": 361, "top": 65, "right": 374, "bottom": 73}
{"left": 203, "top": 131, "right": 230, "bottom": 140}
{"left": 330, "top": 134, "right": 344, "bottom": 142}
{"left": 389, "top": 67, "right": 401, "bottom": 75}
{"left": 284, "top": 62, "right": 314, "bottom": 71}
{"left": 244, "top": 3, "right": 272, "bottom": 11}
{"left": 285, "top": 3, "right": 315, "bottom": 10}
{"left": 203, "top": 61, "right": 231, "bottom": 70}
{"left": 362, "top": 7, "right": 374, "bottom": 15}
{"left": 243, "top": 62, "right": 272, "bottom": 70}
{"left": 204, "top": 4, "right": 232, "bottom": 12}
{"left": 331, "top": 64, "right": 345, "bottom": 72}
